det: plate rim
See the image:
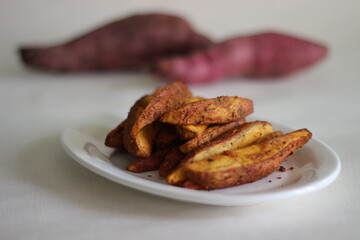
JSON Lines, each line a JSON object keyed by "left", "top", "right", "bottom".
{"left": 61, "top": 123, "right": 341, "bottom": 206}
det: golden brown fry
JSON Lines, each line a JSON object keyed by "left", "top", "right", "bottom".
{"left": 174, "top": 96, "right": 207, "bottom": 140}
{"left": 176, "top": 124, "right": 207, "bottom": 140}
{"left": 179, "top": 118, "right": 246, "bottom": 154}
{"left": 184, "top": 97, "right": 204, "bottom": 103}
{"left": 105, "top": 120, "right": 127, "bottom": 149}
{"left": 184, "top": 129, "right": 312, "bottom": 189}
{"left": 253, "top": 131, "right": 283, "bottom": 144}
{"left": 167, "top": 121, "right": 272, "bottom": 186}
{"left": 123, "top": 82, "right": 192, "bottom": 157}
{"left": 127, "top": 147, "right": 172, "bottom": 173}
{"left": 182, "top": 180, "right": 205, "bottom": 190}
{"left": 154, "top": 123, "right": 179, "bottom": 150}
{"left": 104, "top": 82, "right": 313, "bottom": 191}
{"left": 159, "top": 147, "right": 185, "bottom": 177}
{"left": 160, "top": 96, "right": 253, "bottom": 125}
{"left": 166, "top": 166, "right": 188, "bottom": 186}
{"left": 183, "top": 121, "right": 274, "bottom": 164}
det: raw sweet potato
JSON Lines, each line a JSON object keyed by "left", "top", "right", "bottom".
{"left": 20, "top": 13, "right": 212, "bottom": 72}
{"left": 154, "top": 32, "right": 328, "bottom": 84}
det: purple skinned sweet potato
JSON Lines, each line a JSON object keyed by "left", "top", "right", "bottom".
{"left": 153, "top": 32, "right": 328, "bottom": 84}
{"left": 19, "top": 13, "right": 212, "bottom": 72}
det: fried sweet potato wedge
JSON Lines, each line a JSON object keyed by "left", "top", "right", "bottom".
{"left": 184, "top": 121, "right": 274, "bottom": 164}
{"left": 166, "top": 121, "right": 273, "bottom": 186}
{"left": 105, "top": 119, "right": 127, "bottom": 149}
{"left": 127, "top": 147, "right": 172, "bottom": 173}
{"left": 176, "top": 124, "right": 208, "bottom": 140}
{"left": 253, "top": 131, "right": 283, "bottom": 144}
{"left": 154, "top": 123, "right": 179, "bottom": 150}
{"left": 123, "top": 82, "right": 192, "bottom": 157}
{"left": 159, "top": 147, "right": 185, "bottom": 177}
{"left": 184, "top": 129, "right": 312, "bottom": 189}
{"left": 174, "top": 97, "right": 207, "bottom": 140}
{"left": 182, "top": 180, "right": 205, "bottom": 190}
{"left": 179, "top": 118, "right": 246, "bottom": 154}
{"left": 160, "top": 96, "right": 253, "bottom": 125}
{"left": 121, "top": 94, "right": 157, "bottom": 156}
{"left": 166, "top": 165, "right": 189, "bottom": 186}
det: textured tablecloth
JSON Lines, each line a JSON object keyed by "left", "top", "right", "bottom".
{"left": 1, "top": 0, "right": 359, "bottom": 239}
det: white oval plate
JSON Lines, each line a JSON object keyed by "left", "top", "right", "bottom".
{"left": 61, "top": 121, "right": 340, "bottom": 206}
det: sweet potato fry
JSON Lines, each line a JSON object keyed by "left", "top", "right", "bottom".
{"left": 174, "top": 96, "right": 207, "bottom": 140}
{"left": 104, "top": 81, "right": 313, "bottom": 191}
{"left": 166, "top": 166, "right": 188, "bottom": 186}
{"left": 182, "top": 180, "right": 205, "bottom": 190}
{"left": 104, "top": 120, "right": 127, "bottom": 149}
{"left": 167, "top": 121, "right": 273, "bottom": 186}
{"left": 160, "top": 96, "right": 253, "bottom": 125}
{"left": 184, "top": 129, "right": 312, "bottom": 189}
{"left": 153, "top": 123, "right": 179, "bottom": 150}
{"left": 159, "top": 147, "right": 185, "bottom": 177}
{"left": 253, "top": 131, "right": 283, "bottom": 144}
{"left": 176, "top": 124, "right": 208, "bottom": 140}
{"left": 127, "top": 147, "right": 172, "bottom": 173}
{"left": 123, "top": 82, "right": 192, "bottom": 157}
{"left": 179, "top": 118, "right": 245, "bottom": 153}
{"left": 183, "top": 121, "right": 274, "bottom": 164}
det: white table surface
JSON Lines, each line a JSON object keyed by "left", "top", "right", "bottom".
{"left": 1, "top": 0, "right": 360, "bottom": 239}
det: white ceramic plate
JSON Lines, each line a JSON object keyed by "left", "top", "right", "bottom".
{"left": 61, "top": 121, "right": 340, "bottom": 206}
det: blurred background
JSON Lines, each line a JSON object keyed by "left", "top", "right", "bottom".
{"left": 1, "top": 1, "right": 360, "bottom": 239}
{"left": 1, "top": 0, "right": 359, "bottom": 74}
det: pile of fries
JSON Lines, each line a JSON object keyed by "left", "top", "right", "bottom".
{"left": 105, "top": 82, "right": 312, "bottom": 190}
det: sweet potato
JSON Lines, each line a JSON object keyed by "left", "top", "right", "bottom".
{"left": 166, "top": 165, "right": 188, "bottom": 186}
{"left": 103, "top": 81, "right": 314, "bottom": 191}
{"left": 159, "top": 147, "right": 185, "bottom": 177}
{"left": 123, "top": 81, "right": 192, "bottom": 157}
{"left": 253, "top": 131, "right": 283, "bottom": 144}
{"left": 179, "top": 118, "right": 246, "bottom": 154}
{"left": 184, "top": 129, "right": 312, "bottom": 189}
{"left": 181, "top": 180, "right": 205, "bottom": 190}
{"left": 174, "top": 97, "right": 207, "bottom": 140}
{"left": 166, "top": 121, "right": 273, "bottom": 186}
{"left": 154, "top": 32, "right": 328, "bottom": 84}
{"left": 104, "top": 120, "right": 127, "bottom": 149}
{"left": 183, "top": 121, "right": 274, "bottom": 164}
{"left": 153, "top": 123, "right": 179, "bottom": 150}
{"left": 160, "top": 96, "right": 253, "bottom": 125}
{"left": 127, "top": 147, "right": 172, "bottom": 173}
{"left": 176, "top": 124, "right": 208, "bottom": 140}
{"left": 20, "top": 13, "right": 212, "bottom": 72}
